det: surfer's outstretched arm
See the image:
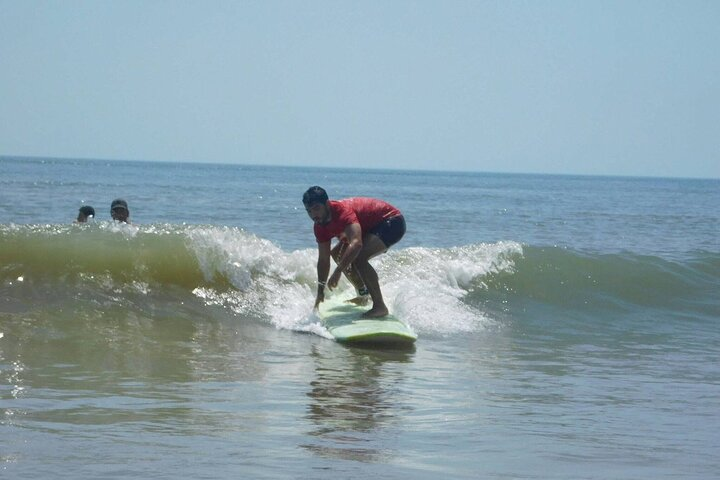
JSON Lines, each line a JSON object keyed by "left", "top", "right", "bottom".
{"left": 314, "top": 241, "right": 332, "bottom": 309}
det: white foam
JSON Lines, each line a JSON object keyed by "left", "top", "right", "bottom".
{"left": 99, "top": 220, "right": 141, "bottom": 237}
{"left": 185, "top": 227, "right": 327, "bottom": 334}
{"left": 184, "top": 226, "right": 522, "bottom": 337}
{"left": 367, "top": 241, "right": 522, "bottom": 334}
{"left": 186, "top": 226, "right": 316, "bottom": 289}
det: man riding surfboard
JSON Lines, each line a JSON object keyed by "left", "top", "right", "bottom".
{"left": 303, "top": 186, "right": 406, "bottom": 318}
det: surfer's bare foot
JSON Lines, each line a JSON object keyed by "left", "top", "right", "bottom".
{"left": 346, "top": 295, "right": 370, "bottom": 306}
{"left": 362, "top": 306, "right": 389, "bottom": 318}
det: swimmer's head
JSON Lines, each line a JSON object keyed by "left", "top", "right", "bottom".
{"left": 110, "top": 198, "right": 130, "bottom": 223}
{"left": 77, "top": 205, "right": 95, "bottom": 223}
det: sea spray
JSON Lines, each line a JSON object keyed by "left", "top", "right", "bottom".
{"left": 377, "top": 241, "right": 523, "bottom": 334}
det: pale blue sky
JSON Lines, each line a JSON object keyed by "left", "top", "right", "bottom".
{"left": 1, "top": 1, "right": 718, "bottom": 178}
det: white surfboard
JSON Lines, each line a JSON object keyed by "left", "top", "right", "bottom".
{"left": 319, "top": 294, "right": 417, "bottom": 346}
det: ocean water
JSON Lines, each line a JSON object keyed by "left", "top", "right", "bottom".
{"left": 1, "top": 156, "right": 718, "bottom": 479}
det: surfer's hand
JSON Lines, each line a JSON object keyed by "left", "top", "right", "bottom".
{"left": 328, "top": 270, "right": 341, "bottom": 290}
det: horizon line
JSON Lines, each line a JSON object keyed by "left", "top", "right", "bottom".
{"left": 1, "top": 153, "right": 717, "bottom": 182}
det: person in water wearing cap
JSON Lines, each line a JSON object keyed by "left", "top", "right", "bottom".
{"left": 110, "top": 199, "right": 130, "bottom": 223}
{"left": 303, "top": 186, "right": 406, "bottom": 318}
{"left": 75, "top": 205, "right": 95, "bottom": 223}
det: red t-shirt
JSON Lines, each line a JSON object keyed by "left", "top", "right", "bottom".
{"left": 313, "top": 198, "right": 401, "bottom": 243}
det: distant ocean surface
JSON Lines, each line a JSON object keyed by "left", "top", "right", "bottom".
{"left": 1, "top": 156, "right": 719, "bottom": 479}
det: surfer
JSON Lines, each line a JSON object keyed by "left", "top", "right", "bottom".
{"left": 303, "top": 186, "right": 406, "bottom": 318}
{"left": 110, "top": 198, "right": 131, "bottom": 223}
{"left": 75, "top": 205, "right": 95, "bottom": 223}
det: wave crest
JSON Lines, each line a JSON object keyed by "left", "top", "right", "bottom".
{"left": 4, "top": 224, "right": 714, "bottom": 332}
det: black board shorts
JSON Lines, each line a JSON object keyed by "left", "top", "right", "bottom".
{"left": 368, "top": 215, "right": 406, "bottom": 248}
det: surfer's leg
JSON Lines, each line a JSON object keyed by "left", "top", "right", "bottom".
{"left": 355, "top": 216, "right": 405, "bottom": 317}
{"left": 354, "top": 234, "right": 390, "bottom": 318}
{"left": 356, "top": 262, "right": 387, "bottom": 318}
